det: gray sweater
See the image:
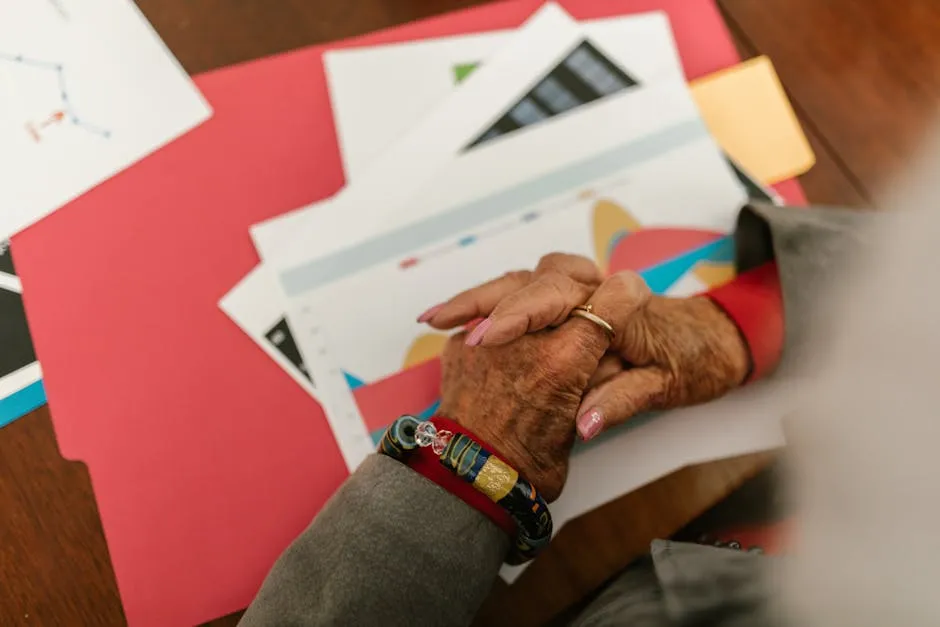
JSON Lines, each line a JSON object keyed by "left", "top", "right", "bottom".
{"left": 239, "top": 202, "right": 876, "bottom": 627}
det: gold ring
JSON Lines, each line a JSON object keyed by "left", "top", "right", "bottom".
{"left": 569, "top": 304, "right": 615, "bottom": 340}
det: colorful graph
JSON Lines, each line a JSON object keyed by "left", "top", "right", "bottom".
{"left": 345, "top": 198, "right": 736, "bottom": 444}
{"left": 592, "top": 197, "right": 735, "bottom": 291}
{"left": 0, "top": 53, "right": 110, "bottom": 141}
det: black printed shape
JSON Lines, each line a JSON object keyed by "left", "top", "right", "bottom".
{"left": 467, "top": 40, "right": 639, "bottom": 149}
{"left": 0, "top": 287, "right": 37, "bottom": 378}
{"left": 265, "top": 317, "right": 312, "bottom": 384}
{"left": 0, "top": 240, "right": 14, "bottom": 276}
{"left": 727, "top": 159, "right": 775, "bottom": 204}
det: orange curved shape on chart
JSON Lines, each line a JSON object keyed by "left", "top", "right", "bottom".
{"left": 593, "top": 198, "right": 733, "bottom": 290}
{"left": 592, "top": 199, "right": 641, "bottom": 271}
{"left": 402, "top": 332, "right": 448, "bottom": 369}
{"left": 692, "top": 261, "right": 736, "bottom": 289}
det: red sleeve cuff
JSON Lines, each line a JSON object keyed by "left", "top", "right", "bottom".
{"left": 707, "top": 262, "right": 784, "bottom": 382}
{"left": 404, "top": 416, "right": 516, "bottom": 538}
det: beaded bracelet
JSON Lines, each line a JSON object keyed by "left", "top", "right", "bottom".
{"left": 379, "top": 415, "right": 553, "bottom": 565}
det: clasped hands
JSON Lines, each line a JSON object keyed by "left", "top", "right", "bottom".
{"left": 419, "top": 253, "right": 750, "bottom": 502}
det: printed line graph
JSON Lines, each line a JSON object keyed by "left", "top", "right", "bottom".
{"left": 0, "top": 52, "right": 110, "bottom": 141}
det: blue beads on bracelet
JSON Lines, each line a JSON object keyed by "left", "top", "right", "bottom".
{"left": 379, "top": 415, "right": 553, "bottom": 565}
{"left": 439, "top": 433, "right": 552, "bottom": 564}
{"left": 378, "top": 414, "right": 421, "bottom": 460}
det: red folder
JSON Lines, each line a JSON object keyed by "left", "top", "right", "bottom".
{"left": 12, "top": 0, "right": 805, "bottom": 624}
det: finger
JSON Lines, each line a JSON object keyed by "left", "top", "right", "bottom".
{"left": 586, "top": 353, "right": 626, "bottom": 390}
{"left": 426, "top": 254, "right": 599, "bottom": 330}
{"left": 478, "top": 271, "right": 596, "bottom": 346}
{"left": 534, "top": 252, "right": 604, "bottom": 286}
{"left": 575, "top": 367, "right": 671, "bottom": 441}
{"left": 555, "top": 270, "right": 652, "bottom": 361}
{"left": 420, "top": 270, "right": 532, "bottom": 328}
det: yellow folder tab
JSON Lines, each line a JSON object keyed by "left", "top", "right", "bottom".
{"left": 690, "top": 55, "right": 815, "bottom": 185}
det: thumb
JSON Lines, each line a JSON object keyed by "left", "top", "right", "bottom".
{"left": 575, "top": 367, "right": 670, "bottom": 441}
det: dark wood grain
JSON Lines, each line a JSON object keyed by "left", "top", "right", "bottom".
{"left": 2, "top": 0, "right": 934, "bottom": 625}
{"left": 0, "top": 406, "right": 125, "bottom": 626}
{"left": 720, "top": 0, "right": 940, "bottom": 205}
{"left": 138, "top": 0, "right": 498, "bottom": 76}
{"left": 717, "top": 2, "right": 871, "bottom": 209}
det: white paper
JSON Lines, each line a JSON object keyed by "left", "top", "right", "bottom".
{"left": 325, "top": 11, "right": 682, "bottom": 182}
{"left": 0, "top": 0, "right": 211, "bottom": 239}
{"left": 251, "top": 4, "right": 681, "bottom": 266}
{"left": 219, "top": 266, "right": 317, "bottom": 399}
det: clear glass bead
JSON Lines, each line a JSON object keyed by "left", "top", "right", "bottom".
{"left": 414, "top": 421, "right": 437, "bottom": 448}
{"left": 414, "top": 421, "right": 453, "bottom": 455}
{"left": 431, "top": 430, "right": 453, "bottom": 455}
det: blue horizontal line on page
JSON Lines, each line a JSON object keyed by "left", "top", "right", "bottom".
{"left": 281, "top": 118, "right": 708, "bottom": 296}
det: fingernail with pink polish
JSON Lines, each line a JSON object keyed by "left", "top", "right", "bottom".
{"left": 465, "top": 317, "right": 492, "bottom": 346}
{"left": 464, "top": 317, "right": 485, "bottom": 331}
{"left": 417, "top": 304, "right": 444, "bottom": 323}
{"left": 577, "top": 408, "right": 605, "bottom": 441}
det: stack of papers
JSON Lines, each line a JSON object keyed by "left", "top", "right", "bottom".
{"left": 220, "top": 2, "right": 812, "bottom": 580}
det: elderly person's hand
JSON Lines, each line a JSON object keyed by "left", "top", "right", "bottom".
{"left": 437, "top": 276, "right": 645, "bottom": 502}
{"left": 422, "top": 253, "right": 750, "bottom": 443}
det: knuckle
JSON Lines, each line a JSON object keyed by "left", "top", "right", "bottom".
{"left": 548, "top": 339, "right": 585, "bottom": 371}
{"left": 540, "top": 338, "right": 599, "bottom": 392}
{"left": 593, "top": 271, "right": 651, "bottom": 324}
{"left": 489, "top": 292, "right": 527, "bottom": 321}
{"left": 542, "top": 271, "right": 588, "bottom": 304}
{"left": 501, "top": 269, "right": 532, "bottom": 287}
{"left": 605, "top": 270, "right": 647, "bottom": 296}
{"left": 537, "top": 253, "right": 603, "bottom": 285}
{"left": 536, "top": 252, "right": 575, "bottom": 271}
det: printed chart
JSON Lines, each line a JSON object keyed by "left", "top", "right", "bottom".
{"left": 0, "top": 0, "right": 210, "bottom": 240}
{"left": 0, "top": 52, "right": 110, "bottom": 142}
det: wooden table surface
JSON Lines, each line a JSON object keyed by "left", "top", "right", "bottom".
{"left": 2, "top": 0, "right": 935, "bottom": 625}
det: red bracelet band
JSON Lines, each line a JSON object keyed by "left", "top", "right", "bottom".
{"left": 405, "top": 416, "right": 516, "bottom": 537}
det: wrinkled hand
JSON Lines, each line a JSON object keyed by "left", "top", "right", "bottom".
{"left": 437, "top": 276, "right": 642, "bottom": 502}
{"left": 423, "top": 253, "right": 750, "bottom": 442}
